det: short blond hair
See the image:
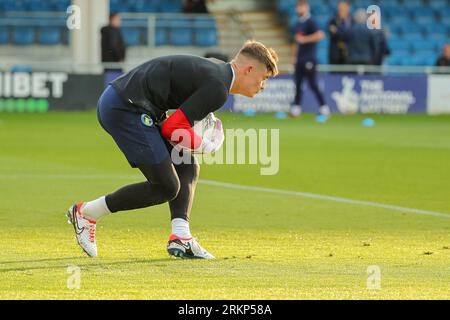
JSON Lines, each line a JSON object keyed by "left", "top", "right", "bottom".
{"left": 236, "top": 40, "right": 279, "bottom": 76}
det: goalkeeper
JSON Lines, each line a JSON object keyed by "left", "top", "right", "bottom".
{"left": 67, "top": 41, "right": 279, "bottom": 259}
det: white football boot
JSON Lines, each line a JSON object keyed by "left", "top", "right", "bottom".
{"left": 319, "top": 105, "right": 331, "bottom": 117}
{"left": 290, "top": 105, "right": 302, "bottom": 117}
{"left": 167, "top": 234, "right": 215, "bottom": 259}
{"left": 67, "top": 203, "right": 98, "bottom": 257}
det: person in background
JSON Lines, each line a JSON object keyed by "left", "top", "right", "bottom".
{"left": 182, "top": 0, "right": 214, "bottom": 14}
{"left": 345, "top": 9, "right": 378, "bottom": 65}
{"left": 436, "top": 44, "right": 450, "bottom": 67}
{"left": 373, "top": 28, "right": 390, "bottom": 66}
{"left": 290, "top": 0, "right": 330, "bottom": 118}
{"left": 328, "top": 1, "right": 352, "bottom": 65}
{"left": 101, "top": 13, "right": 126, "bottom": 72}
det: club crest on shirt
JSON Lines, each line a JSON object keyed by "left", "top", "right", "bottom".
{"left": 141, "top": 114, "right": 153, "bottom": 127}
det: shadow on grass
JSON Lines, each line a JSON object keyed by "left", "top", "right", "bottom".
{"left": 0, "top": 257, "right": 174, "bottom": 273}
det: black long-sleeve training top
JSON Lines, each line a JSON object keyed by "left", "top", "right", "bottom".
{"left": 111, "top": 55, "right": 234, "bottom": 125}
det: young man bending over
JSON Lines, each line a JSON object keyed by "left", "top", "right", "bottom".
{"left": 67, "top": 41, "right": 279, "bottom": 259}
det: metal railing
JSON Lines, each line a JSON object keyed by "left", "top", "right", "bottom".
{"left": 1, "top": 60, "right": 450, "bottom": 75}
{"left": 280, "top": 63, "right": 450, "bottom": 75}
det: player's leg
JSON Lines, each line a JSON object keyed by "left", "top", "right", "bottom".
{"left": 67, "top": 85, "right": 179, "bottom": 257}
{"left": 68, "top": 157, "right": 180, "bottom": 257}
{"left": 169, "top": 154, "right": 200, "bottom": 237}
{"left": 105, "top": 158, "right": 180, "bottom": 213}
{"left": 305, "top": 63, "right": 330, "bottom": 116}
{"left": 165, "top": 151, "right": 214, "bottom": 259}
{"left": 291, "top": 63, "right": 305, "bottom": 117}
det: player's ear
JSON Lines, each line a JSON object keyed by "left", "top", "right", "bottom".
{"left": 245, "top": 65, "right": 253, "bottom": 75}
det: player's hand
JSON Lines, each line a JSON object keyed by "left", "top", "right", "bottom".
{"left": 170, "top": 113, "right": 224, "bottom": 154}
{"left": 295, "top": 33, "right": 307, "bottom": 44}
{"left": 198, "top": 117, "right": 224, "bottom": 154}
{"left": 329, "top": 25, "right": 337, "bottom": 34}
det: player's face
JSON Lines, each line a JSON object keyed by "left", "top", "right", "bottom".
{"left": 111, "top": 15, "right": 121, "bottom": 27}
{"left": 444, "top": 45, "right": 450, "bottom": 58}
{"left": 296, "top": 3, "right": 309, "bottom": 16}
{"left": 243, "top": 64, "right": 270, "bottom": 98}
{"left": 338, "top": 2, "right": 350, "bottom": 19}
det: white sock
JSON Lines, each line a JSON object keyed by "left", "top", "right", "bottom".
{"left": 81, "top": 196, "right": 111, "bottom": 222}
{"left": 171, "top": 218, "right": 192, "bottom": 239}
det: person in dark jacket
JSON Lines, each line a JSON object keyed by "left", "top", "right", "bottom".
{"left": 373, "top": 28, "right": 390, "bottom": 65}
{"left": 182, "top": 0, "right": 212, "bottom": 13}
{"left": 101, "top": 13, "right": 126, "bottom": 71}
{"left": 345, "top": 9, "right": 379, "bottom": 65}
{"left": 328, "top": 1, "right": 352, "bottom": 64}
{"left": 436, "top": 44, "right": 450, "bottom": 67}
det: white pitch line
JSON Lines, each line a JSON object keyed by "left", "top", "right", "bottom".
{"left": 1, "top": 173, "right": 449, "bottom": 219}
{"left": 199, "top": 179, "right": 450, "bottom": 219}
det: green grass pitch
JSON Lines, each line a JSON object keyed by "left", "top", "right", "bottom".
{"left": 0, "top": 111, "right": 449, "bottom": 299}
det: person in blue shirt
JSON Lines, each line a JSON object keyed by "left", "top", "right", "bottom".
{"left": 290, "top": 0, "right": 330, "bottom": 117}
{"left": 328, "top": 1, "right": 353, "bottom": 65}
{"left": 345, "top": 9, "right": 379, "bottom": 65}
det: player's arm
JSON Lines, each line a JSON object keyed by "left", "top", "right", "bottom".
{"left": 296, "top": 30, "right": 325, "bottom": 44}
{"left": 161, "top": 81, "right": 227, "bottom": 150}
{"left": 161, "top": 108, "right": 202, "bottom": 150}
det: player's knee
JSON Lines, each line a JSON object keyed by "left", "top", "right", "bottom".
{"left": 162, "top": 176, "right": 181, "bottom": 201}
{"left": 191, "top": 163, "right": 200, "bottom": 182}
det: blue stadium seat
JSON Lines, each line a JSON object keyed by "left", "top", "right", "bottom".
{"left": 440, "top": 15, "right": 450, "bottom": 26}
{"left": 155, "top": 18, "right": 170, "bottom": 45}
{"left": 390, "top": 48, "right": 410, "bottom": 58}
{"left": 402, "top": 32, "right": 424, "bottom": 42}
{"left": 278, "top": 0, "right": 297, "bottom": 14}
{"left": 435, "top": 6, "right": 450, "bottom": 20}
{"left": 160, "top": 0, "right": 182, "bottom": 13}
{"left": 51, "top": 0, "right": 71, "bottom": 12}
{"left": 433, "top": 39, "right": 447, "bottom": 51}
{"left": 110, "top": 0, "right": 131, "bottom": 13}
{"left": 423, "top": 24, "right": 447, "bottom": 35}
{"left": 317, "top": 38, "right": 328, "bottom": 49}
{"left": 429, "top": 0, "right": 448, "bottom": 9}
{"left": 2, "top": 0, "right": 26, "bottom": 11}
{"left": 155, "top": 28, "right": 168, "bottom": 46}
{"left": 169, "top": 20, "right": 193, "bottom": 46}
{"left": 387, "top": 31, "right": 401, "bottom": 43}
{"left": 409, "top": 6, "right": 435, "bottom": 18}
{"left": 355, "top": 0, "right": 376, "bottom": 9}
{"left": 383, "top": 5, "right": 407, "bottom": 20}
{"left": 0, "top": 27, "right": 9, "bottom": 44}
{"left": 193, "top": 17, "right": 217, "bottom": 47}
{"left": 122, "top": 27, "right": 141, "bottom": 46}
{"left": 11, "top": 65, "right": 33, "bottom": 73}
{"left": 405, "top": 55, "right": 425, "bottom": 66}
{"left": 388, "top": 40, "right": 410, "bottom": 51}
{"left": 415, "top": 49, "right": 438, "bottom": 58}
{"left": 411, "top": 40, "right": 436, "bottom": 51}
{"left": 314, "top": 14, "right": 331, "bottom": 31}
{"left": 317, "top": 48, "right": 328, "bottom": 64}
{"left": 395, "top": 23, "right": 423, "bottom": 35}
{"left": 414, "top": 16, "right": 436, "bottom": 25}
{"left": 13, "top": 26, "right": 35, "bottom": 45}
{"left": 421, "top": 55, "right": 438, "bottom": 67}
{"left": 26, "top": 0, "right": 54, "bottom": 11}
{"left": 38, "top": 27, "right": 61, "bottom": 45}
{"left": 195, "top": 28, "right": 217, "bottom": 47}
{"left": 386, "top": 54, "right": 404, "bottom": 66}
{"left": 405, "top": 0, "right": 426, "bottom": 8}
{"left": 310, "top": 4, "right": 328, "bottom": 15}
{"left": 133, "top": 0, "right": 161, "bottom": 12}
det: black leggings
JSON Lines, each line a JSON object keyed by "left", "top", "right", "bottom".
{"left": 294, "top": 62, "right": 325, "bottom": 107}
{"left": 105, "top": 153, "right": 200, "bottom": 221}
